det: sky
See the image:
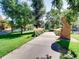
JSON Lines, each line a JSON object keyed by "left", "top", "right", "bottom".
{"left": 0, "top": 0, "right": 68, "bottom": 19}
{"left": 44, "top": 0, "right": 52, "bottom": 12}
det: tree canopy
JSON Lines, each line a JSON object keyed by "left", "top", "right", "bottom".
{"left": 51, "top": 0, "right": 79, "bottom": 24}
{"left": 1, "top": 0, "right": 32, "bottom": 34}
{"left": 31, "top": 0, "right": 45, "bottom": 28}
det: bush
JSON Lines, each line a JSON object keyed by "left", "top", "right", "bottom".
{"left": 53, "top": 28, "right": 61, "bottom": 36}
{"left": 33, "top": 28, "right": 45, "bottom": 37}
{"left": 26, "top": 24, "right": 35, "bottom": 30}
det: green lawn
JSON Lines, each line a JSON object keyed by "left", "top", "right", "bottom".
{"left": 69, "top": 42, "right": 79, "bottom": 59}
{"left": 71, "top": 33, "right": 79, "bottom": 40}
{"left": 70, "top": 33, "right": 79, "bottom": 59}
{"left": 0, "top": 31, "right": 33, "bottom": 57}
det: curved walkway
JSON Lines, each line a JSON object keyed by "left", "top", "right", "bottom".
{"left": 2, "top": 32, "right": 61, "bottom": 59}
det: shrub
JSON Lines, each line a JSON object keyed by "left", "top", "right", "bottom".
{"left": 26, "top": 24, "right": 35, "bottom": 30}
{"left": 53, "top": 28, "right": 61, "bottom": 36}
{"left": 33, "top": 28, "right": 45, "bottom": 37}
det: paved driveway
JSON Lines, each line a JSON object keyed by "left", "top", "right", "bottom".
{"left": 2, "top": 32, "right": 61, "bottom": 59}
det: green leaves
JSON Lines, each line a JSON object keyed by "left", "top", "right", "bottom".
{"left": 65, "top": 10, "right": 77, "bottom": 25}
{"left": 31, "top": 0, "right": 45, "bottom": 27}
{"left": 52, "top": 0, "right": 63, "bottom": 10}
{"left": 1, "top": 0, "right": 32, "bottom": 33}
{"left": 50, "top": 9, "right": 59, "bottom": 16}
{"left": 51, "top": 0, "right": 79, "bottom": 25}
{"left": 67, "top": 0, "right": 79, "bottom": 12}
{"left": 1, "top": 0, "right": 17, "bottom": 18}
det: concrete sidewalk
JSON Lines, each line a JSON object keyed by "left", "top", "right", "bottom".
{"left": 2, "top": 32, "right": 61, "bottom": 59}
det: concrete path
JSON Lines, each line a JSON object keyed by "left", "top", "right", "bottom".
{"left": 2, "top": 32, "right": 61, "bottom": 59}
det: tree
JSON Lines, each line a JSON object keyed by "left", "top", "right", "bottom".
{"left": 1, "top": 0, "right": 32, "bottom": 34}
{"left": 49, "top": 9, "right": 62, "bottom": 29}
{"left": 67, "top": 0, "right": 79, "bottom": 12}
{"left": 9, "top": 20, "right": 15, "bottom": 32}
{"left": 45, "top": 12, "right": 54, "bottom": 30}
{"left": 15, "top": 3, "right": 32, "bottom": 34}
{"left": 45, "top": 20, "right": 52, "bottom": 30}
{"left": 0, "top": 20, "right": 4, "bottom": 31}
{"left": 1, "top": 0, "right": 17, "bottom": 32}
{"left": 51, "top": 0, "right": 79, "bottom": 39}
{"left": 31, "top": 0, "right": 45, "bottom": 28}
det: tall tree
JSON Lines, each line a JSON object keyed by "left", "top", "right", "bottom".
{"left": 31, "top": 0, "right": 45, "bottom": 28}
{"left": 15, "top": 3, "right": 32, "bottom": 34}
{"left": 51, "top": 0, "right": 79, "bottom": 39}
{"left": 50, "top": 9, "right": 62, "bottom": 29}
{"left": 67, "top": 0, "right": 79, "bottom": 12}
{"left": 1, "top": 0, "right": 17, "bottom": 32}
{"left": 1, "top": 0, "right": 32, "bottom": 34}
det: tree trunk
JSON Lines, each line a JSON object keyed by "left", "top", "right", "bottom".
{"left": 11, "top": 26, "right": 13, "bottom": 32}
{"left": 10, "top": 20, "right": 14, "bottom": 33}
{"left": 34, "top": 20, "right": 41, "bottom": 28}
{"left": 60, "top": 16, "right": 71, "bottom": 39}
{"left": 24, "top": 26, "right": 26, "bottom": 31}
{"left": 21, "top": 26, "right": 23, "bottom": 35}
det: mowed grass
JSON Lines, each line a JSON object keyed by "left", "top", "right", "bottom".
{"left": 69, "top": 42, "right": 79, "bottom": 59}
{"left": 0, "top": 31, "right": 33, "bottom": 57}
{"left": 71, "top": 33, "right": 79, "bottom": 40}
{"left": 70, "top": 33, "right": 79, "bottom": 59}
